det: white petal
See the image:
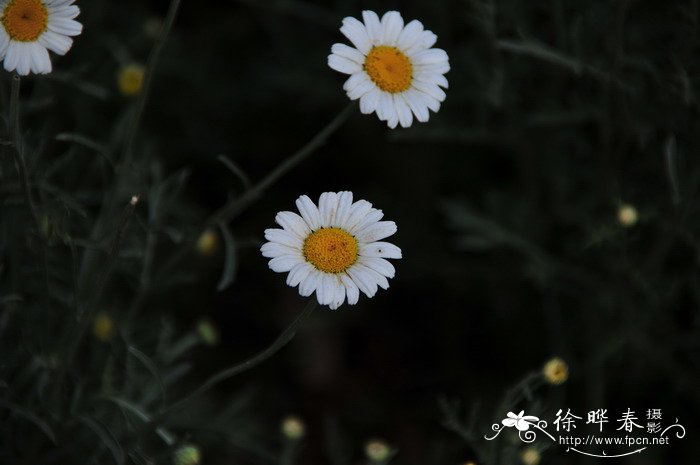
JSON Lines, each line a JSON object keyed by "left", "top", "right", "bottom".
{"left": 315, "top": 273, "right": 336, "bottom": 305}
{"left": 360, "top": 242, "right": 402, "bottom": 259}
{"left": 329, "top": 276, "right": 346, "bottom": 309}
{"left": 38, "top": 30, "right": 73, "bottom": 55}
{"left": 318, "top": 192, "right": 339, "bottom": 227}
{"left": 362, "top": 10, "right": 383, "bottom": 45}
{"left": 275, "top": 211, "right": 311, "bottom": 239}
{"left": 414, "top": 71, "right": 449, "bottom": 88}
{"left": 3, "top": 42, "right": 21, "bottom": 74}
{"left": 359, "top": 257, "right": 396, "bottom": 278}
{"left": 295, "top": 195, "right": 322, "bottom": 230}
{"left": 356, "top": 263, "right": 390, "bottom": 290}
{"left": 344, "top": 200, "right": 374, "bottom": 232}
{"left": 264, "top": 228, "right": 303, "bottom": 249}
{"left": 261, "top": 241, "right": 298, "bottom": 258}
{"left": 269, "top": 255, "right": 302, "bottom": 273}
{"left": 48, "top": 18, "right": 82, "bottom": 36}
{"left": 359, "top": 87, "right": 382, "bottom": 115}
{"left": 346, "top": 75, "right": 376, "bottom": 100}
{"left": 340, "top": 273, "right": 360, "bottom": 305}
{"left": 396, "top": 19, "right": 424, "bottom": 51}
{"left": 403, "top": 89, "right": 430, "bottom": 122}
{"left": 405, "top": 31, "right": 438, "bottom": 55}
{"left": 334, "top": 191, "right": 354, "bottom": 229}
{"left": 376, "top": 91, "right": 393, "bottom": 121}
{"left": 0, "top": 28, "right": 10, "bottom": 59}
{"left": 411, "top": 48, "right": 449, "bottom": 66}
{"left": 287, "top": 263, "right": 313, "bottom": 287}
{"left": 340, "top": 16, "right": 372, "bottom": 54}
{"left": 356, "top": 221, "right": 398, "bottom": 243}
{"left": 328, "top": 54, "right": 362, "bottom": 75}
{"left": 412, "top": 80, "right": 447, "bottom": 102}
{"left": 394, "top": 94, "right": 413, "bottom": 128}
{"left": 349, "top": 208, "right": 384, "bottom": 235}
{"left": 299, "top": 269, "right": 321, "bottom": 297}
{"left": 347, "top": 266, "right": 378, "bottom": 298}
{"left": 380, "top": 11, "right": 404, "bottom": 46}
{"left": 331, "top": 43, "right": 366, "bottom": 64}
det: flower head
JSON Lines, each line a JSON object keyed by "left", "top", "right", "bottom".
{"left": 281, "top": 415, "right": 306, "bottom": 440}
{"left": 328, "top": 10, "right": 449, "bottom": 128}
{"left": 93, "top": 312, "right": 116, "bottom": 342}
{"left": 542, "top": 357, "right": 569, "bottom": 385}
{"left": 196, "top": 319, "right": 220, "bottom": 346}
{"left": 0, "top": 0, "right": 82, "bottom": 75}
{"left": 365, "top": 439, "right": 392, "bottom": 462}
{"left": 520, "top": 447, "right": 541, "bottom": 465}
{"left": 196, "top": 228, "right": 219, "bottom": 256}
{"left": 173, "top": 444, "right": 201, "bottom": 465}
{"left": 617, "top": 204, "right": 638, "bottom": 227}
{"left": 261, "top": 192, "right": 402, "bottom": 310}
{"left": 117, "top": 63, "right": 145, "bottom": 97}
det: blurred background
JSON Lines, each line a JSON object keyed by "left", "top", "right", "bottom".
{"left": 1, "top": 0, "right": 699, "bottom": 464}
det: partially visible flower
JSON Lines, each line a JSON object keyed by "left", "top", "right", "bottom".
{"left": 117, "top": 63, "right": 145, "bottom": 97}
{"left": 365, "top": 439, "right": 391, "bottom": 462}
{"left": 196, "top": 229, "right": 219, "bottom": 256}
{"left": 617, "top": 204, "right": 638, "bottom": 228}
{"left": 281, "top": 415, "right": 306, "bottom": 440}
{"left": 197, "top": 319, "right": 220, "bottom": 346}
{"left": 174, "top": 444, "right": 201, "bottom": 465}
{"left": 261, "top": 192, "right": 402, "bottom": 310}
{"left": 0, "top": 0, "right": 83, "bottom": 75}
{"left": 328, "top": 10, "right": 449, "bottom": 128}
{"left": 93, "top": 312, "right": 116, "bottom": 342}
{"left": 520, "top": 447, "right": 541, "bottom": 465}
{"left": 542, "top": 357, "right": 569, "bottom": 385}
{"left": 502, "top": 411, "right": 539, "bottom": 431}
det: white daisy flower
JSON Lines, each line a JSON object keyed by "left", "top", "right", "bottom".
{"left": 0, "top": 0, "right": 82, "bottom": 76}
{"left": 328, "top": 10, "right": 450, "bottom": 129}
{"left": 262, "top": 192, "right": 402, "bottom": 310}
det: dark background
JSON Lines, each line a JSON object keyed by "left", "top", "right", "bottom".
{"left": 1, "top": 0, "right": 699, "bottom": 464}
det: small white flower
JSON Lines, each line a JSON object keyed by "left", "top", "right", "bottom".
{"left": 261, "top": 192, "right": 402, "bottom": 310}
{"left": 328, "top": 10, "right": 450, "bottom": 129}
{"left": 502, "top": 411, "right": 540, "bottom": 431}
{"left": 0, "top": 0, "right": 82, "bottom": 76}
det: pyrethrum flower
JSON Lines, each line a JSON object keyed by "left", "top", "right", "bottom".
{"left": 0, "top": 0, "right": 82, "bottom": 75}
{"left": 328, "top": 10, "right": 449, "bottom": 128}
{"left": 117, "top": 63, "right": 145, "bottom": 97}
{"left": 542, "top": 357, "right": 569, "bottom": 385}
{"left": 261, "top": 192, "right": 402, "bottom": 310}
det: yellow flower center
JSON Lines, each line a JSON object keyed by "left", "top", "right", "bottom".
{"left": 117, "top": 64, "right": 146, "bottom": 97}
{"left": 364, "top": 46, "right": 413, "bottom": 93}
{"left": 303, "top": 227, "right": 358, "bottom": 274}
{"left": 1, "top": 0, "right": 49, "bottom": 42}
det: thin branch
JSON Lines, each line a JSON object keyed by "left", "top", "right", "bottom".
{"left": 150, "top": 299, "right": 317, "bottom": 423}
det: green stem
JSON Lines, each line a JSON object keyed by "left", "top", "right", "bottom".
{"left": 8, "top": 75, "right": 41, "bottom": 232}
{"left": 206, "top": 102, "right": 355, "bottom": 227}
{"left": 156, "top": 103, "right": 355, "bottom": 280}
{"left": 151, "top": 300, "right": 317, "bottom": 422}
{"left": 51, "top": 197, "right": 140, "bottom": 412}
{"left": 121, "top": 0, "right": 182, "bottom": 166}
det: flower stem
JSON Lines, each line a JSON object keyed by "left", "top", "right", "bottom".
{"left": 8, "top": 75, "right": 41, "bottom": 232}
{"left": 150, "top": 299, "right": 317, "bottom": 423}
{"left": 206, "top": 102, "right": 355, "bottom": 227}
{"left": 121, "top": 0, "right": 182, "bottom": 166}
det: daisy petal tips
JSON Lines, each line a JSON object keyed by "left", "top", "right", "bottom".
{"left": 261, "top": 192, "right": 402, "bottom": 310}
{"left": 0, "top": 0, "right": 83, "bottom": 76}
{"left": 328, "top": 10, "right": 450, "bottom": 129}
